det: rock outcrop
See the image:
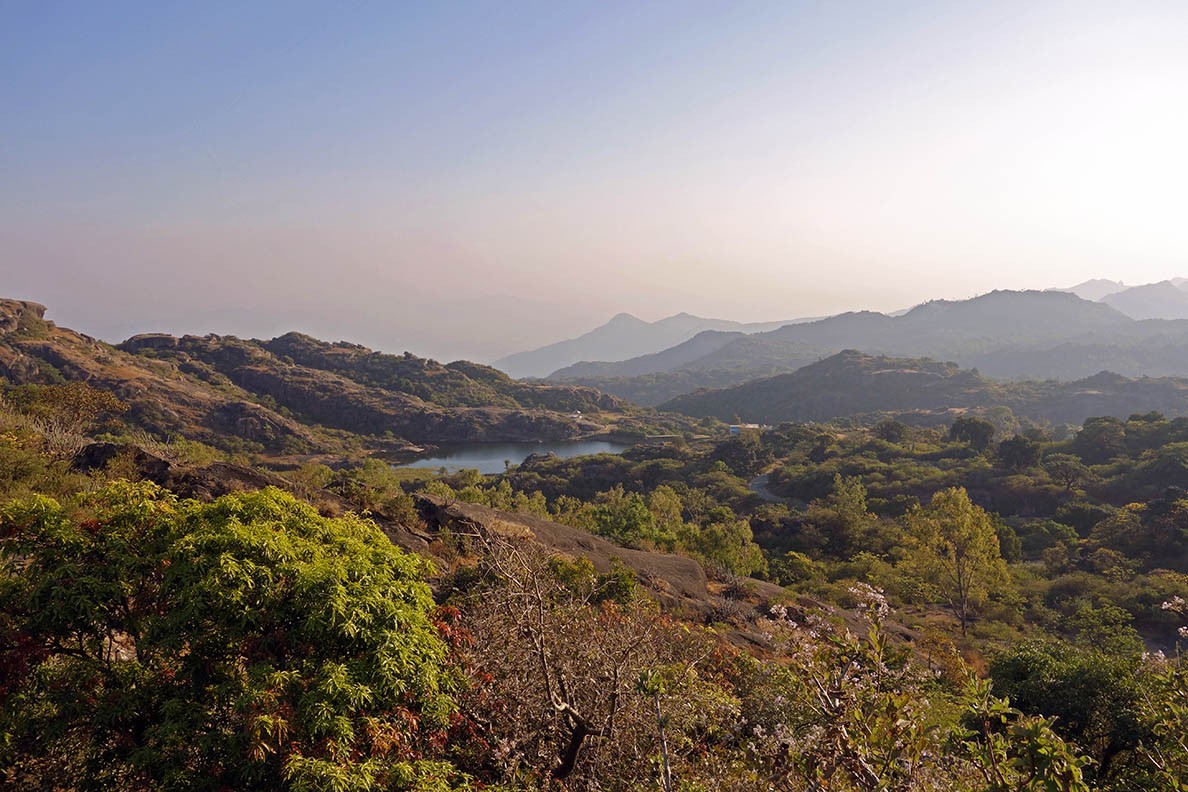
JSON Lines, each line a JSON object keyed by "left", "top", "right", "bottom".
{"left": 414, "top": 493, "right": 787, "bottom": 620}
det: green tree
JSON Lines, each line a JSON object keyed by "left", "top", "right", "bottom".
{"left": 709, "top": 429, "right": 771, "bottom": 477}
{"left": 1044, "top": 453, "right": 1091, "bottom": 492}
{"left": 827, "top": 473, "right": 871, "bottom": 533}
{"left": 808, "top": 474, "right": 878, "bottom": 557}
{"left": 949, "top": 416, "right": 996, "bottom": 452}
{"left": 990, "top": 641, "right": 1145, "bottom": 781}
{"left": 593, "top": 485, "right": 672, "bottom": 549}
{"left": 902, "top": 487, "right": 1009, "bottom": 634}
{"left": 997, "top": 434, "right": 1041, "bottom": 471}
{"left": 684, "top": 518, "right": 767, "bottom": 577}
{"left": 872, "top": 418, "right": 910, "bottom": 444}
{"left": 1073, "top": 416, "right": 1126, "bottom": 465}
{"left": 0, "top": 482, "right": 460, "bottom": 791}
{"left": 647, "top": 485, "right": 686, "bottom": 539}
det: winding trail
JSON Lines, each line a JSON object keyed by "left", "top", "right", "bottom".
{"left": 748, "top": 472, "right": 792, "bottom": 504}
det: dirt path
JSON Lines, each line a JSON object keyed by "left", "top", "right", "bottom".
{"left": 748, "top": 472, "right": 792, "bottom": 504}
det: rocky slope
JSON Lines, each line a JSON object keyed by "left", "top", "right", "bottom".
{"left": 414, "top": 493, "right": 788, "bottom": 625}
{"left": 0, "top": 300, "right": 320, "bottom": 451}
{"left": 0, "top": 299, "right": 647, "bottom": 458}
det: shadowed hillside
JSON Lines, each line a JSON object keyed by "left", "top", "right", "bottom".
{"left": 661, "top": 349, "right": 1188, "bottom": 426}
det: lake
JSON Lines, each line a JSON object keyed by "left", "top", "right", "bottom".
{"left": 398, "top": 439, "right": 633, "bottom": 474}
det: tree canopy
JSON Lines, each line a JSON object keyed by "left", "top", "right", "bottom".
{"left": 903, "top": 487, "right": 1009, "bottom": 634}
{"left": 0, "top": 482, "right": 460, "bottom": 791}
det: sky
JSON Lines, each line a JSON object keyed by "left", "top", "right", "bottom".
{"left": 3, "top": 1, "right": 1188, "bottom": 362}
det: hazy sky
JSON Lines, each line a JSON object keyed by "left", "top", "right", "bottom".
{"left": 4, "top": 1, "right": 1188, "bottom": 361}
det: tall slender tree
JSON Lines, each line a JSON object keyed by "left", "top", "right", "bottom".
{"left": 903, "top": 487, "right": 1009, "bottom": 635}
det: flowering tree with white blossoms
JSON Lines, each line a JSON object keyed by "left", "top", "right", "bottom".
{"left": 1135, "top": 597, "right": 1188, "bottom": 790}
{"left": 731, "top": 583, "right": 1090, "bottom": 792}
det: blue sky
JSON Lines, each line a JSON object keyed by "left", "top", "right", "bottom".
{"left": 4, "top": 1, "right": 1188, "bottom": 360}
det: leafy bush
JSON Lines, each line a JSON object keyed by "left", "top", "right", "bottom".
{"left": 0, "top": 483, "right": 461, "bottom": 791}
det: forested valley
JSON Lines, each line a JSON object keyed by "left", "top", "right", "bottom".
{"left": 3, "top": 361, "right": 1187, "bottom": 789}
{"left": 10, "top": 2, "right": 1188, "bottom": 788}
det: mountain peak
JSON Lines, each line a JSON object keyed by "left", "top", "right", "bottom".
{"left": 1048, "top": 279, "right": 1128, "bottom": 302}
{"left": 494, "top": 311, "right": 782, "bottom": 378}
{"left": 607, "top": 312, "right": 645, "bottom": 325}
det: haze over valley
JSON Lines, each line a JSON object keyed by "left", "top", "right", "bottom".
{"left": 7, "top": 3, "right": 1188, "bottom": 791}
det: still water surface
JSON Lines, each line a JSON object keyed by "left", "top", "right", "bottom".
{"left": 399, "top": 440, "right": 632, "bottom": 474}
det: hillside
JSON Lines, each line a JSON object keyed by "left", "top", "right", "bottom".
{"left": 0, "top": 299, "right": 658, "bottom": 459}
{"left": 493, "top": 311, "right": 799, "bottom": 378}
{"left": 559, "top": 291, "right": 1188, "bottom": 404}
{"left": 661, "top": 349, "right": 1188, "bottom": 426}
{"left": 1101, "top": 280, "right": 1188, "bottom": 320}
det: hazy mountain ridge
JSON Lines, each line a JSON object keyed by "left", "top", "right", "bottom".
{"left": 660, "top": 349, "right": 1188, "bottom": 426}
{"left": 555, "top": 291, "right": 1188, "bottom": 405}
{"left": 1100, "top": 280, "right": 1188, "bottom": 320}
{"left": 493, "top": 311, "right": 802, "bottom": 378}
{"left": 1048, "top": 278, "right": 1128, "bottom": 301}
{"left": 550, "top": 329, "right": 749, "bottom": 379}
{"left": 1048, "top": 277, "right": 1188, "bottom": 322}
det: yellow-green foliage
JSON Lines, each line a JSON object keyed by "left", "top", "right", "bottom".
{"left": 0, "top": 483, "right": 463, "bottom": 791}
{"left": 902, "top": 487, "right": 1009, "bottom": 633}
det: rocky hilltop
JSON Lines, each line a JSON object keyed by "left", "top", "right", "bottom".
{"left": 0, "top": 299, "right": 653, "bottom": 458}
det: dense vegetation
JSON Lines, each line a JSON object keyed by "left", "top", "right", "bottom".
{"left": 393, "top": 413, "right": 1188, "bottom": 789}
{"left": 1, "top": 483, "right": 459, "bottom": 790}
{"left": 3, "top": 347, "right": 1188, "bottom": 789}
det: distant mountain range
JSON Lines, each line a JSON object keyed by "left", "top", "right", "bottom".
{"left": 661, "top": 349, "right": 1188, "bottom": 427}
{"left": 492, "top": 312, "right": 809, "bottom": 378}
{"left": 547, "top": 290, "right": 1188, "bottom": 405}
{"left": 1099, "top": 281, "right": 1188, "bottom": 320}
{"left": 1051, "top": 278, "right": 1188, "bottom": 319}
{"left": 492, "top": 279, "right": 1188, "bottom": 404}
